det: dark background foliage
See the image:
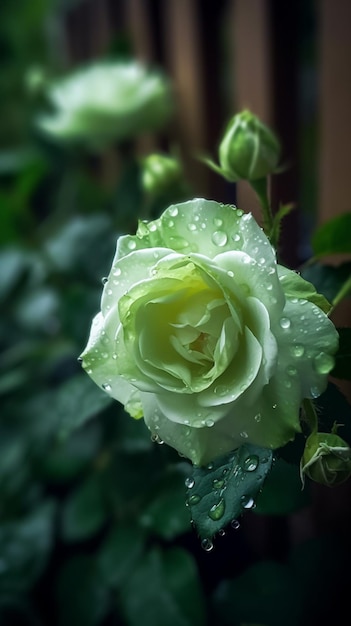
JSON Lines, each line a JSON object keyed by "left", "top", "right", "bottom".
{"left": 1, "top": 1, "right": 351, "bottom": 625}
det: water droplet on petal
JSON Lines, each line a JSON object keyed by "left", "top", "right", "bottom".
{"left": 214, "top": 384, "right": 229, "bottom": 396}
{"left": 77, "top": 356, "right": 83, "bottom": 363}
{"left": 290, "top": 344, "right": 304, "bottom": 358}
{"left": 313, "top": 352, "right": 334, "bottom": 375}
{"left": 128, "top": 240, "right": 136, "bottom": 250}
{"left": 102, "top": 383, "right": 112, "bottom": 392}
{"left": 102, "top": 276, "right": 108, "bottom": 284}
{"left": 212, "top": 230, "right": 228, "bottom": 247}
{"left": 205, "top": 418, "right": 215, "bottom": 427}
{"left": 218, "top": 528, "right": 226, "bottom": 537}
{"left": 113, "top": 267, "right": 121, "bottom": 277}
{"left": 169, "top": 206, "right": 179, "bottom": 217}
{"left": 187, "top": 223, "right": 197, "bottom": 231}
{"left": 240, "top": 431, "right": 249, "bottom": 439}
{"left": 243, "top": 455, "right": 259, "bottom": 472}
{"left": 214, "top": 217, "right": 223, "bottom": 227}
{"left": 310, "top": 386, "right": 320, "bottom": 399}
{"left": 201, "top": 538, "right": 214, "bottom": 552}
{"left": 148, "top": 223, "right": 157, "bottom": 232}
{"left": 151, "top": 433, "right": 164, "bottom": 444}
{"left": 207, "top": 462, "right": 214, "bottom": 470}
{"left": 227, "top": 270, "right": 234, "bottom": 278}
{"left": 254, "top": 413, "right": 261, "bottom": 422}
{"left": 232, "top": 233, "right": 241, "bottom": 242}
{"left": 208, "top": 498, "right": 225, "bottom": 521}
{"left": 185, "top": 476, "right": 195, "bottom": 489}
{"left": 279, "top": 317, "right": 291, "bottom": 329}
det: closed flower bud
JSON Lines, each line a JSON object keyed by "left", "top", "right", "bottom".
{"left": 142, "top": 153, "right": 183, "bottom": 196}
{"left": 204, "top": 110, "right": 281, "bottom": 183}
{"left": 301, "top": 431, "right": 351, "bottom": 487}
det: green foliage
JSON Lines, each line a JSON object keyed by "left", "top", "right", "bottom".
{"left": 312, "top": 212, "right": 351, "bottom": 257}
{"left": 187, "top": 446, "right": 273, "bottom": 540}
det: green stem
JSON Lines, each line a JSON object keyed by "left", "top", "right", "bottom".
{"left": 249, "top": 177, "right": 275, "bottom": 243}
{"left": 302, "top": 398, "right": 318, "bottom": 434}
{"left": 330, "top": 274, "right": 351, "bottom": 312}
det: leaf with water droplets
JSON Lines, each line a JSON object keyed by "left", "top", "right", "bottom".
{"left": 187, "top": 444, "right": 273, "bottom": 540}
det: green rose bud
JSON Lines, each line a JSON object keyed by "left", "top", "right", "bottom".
{"left": 80, "top": 199, "right": 338, "bottom": 466}
{"left": 204, "top": 110, "right": 281, "bottom": 182}
{"left": 301, "top": 431, "right": 351, "bottom": 487}
{"left": 37, "top": 61, "right": 174, "bottom": 150}
{"left": 141, "top": 153, "right": 183, "bottom": 196}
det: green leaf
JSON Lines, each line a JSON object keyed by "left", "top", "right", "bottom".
{"left": 53, "top": 373, "right": 113, "bottom": 438}
{"left": 331, "top": 327, "right": 351, "bottom": 380}
{"left": 61, "top": 474, "right": 108, "bottom": 541}
{"left": 56, "top": 556, "right": 109, "bottom": 626}
{"left": 312, "top": 212, "right": 351, "bottom": 257}
{"left": 212, "top": 561, "right": 303, "bottom": 626}
{"left": 253, "top": 458, "right": 310, "bottom": 515}
{"left": 300, "top": 261, "right": 351, "bottom": 304}
{"left": 162, "top": 548, "right": 207, "bottom": 626}
{"left": 187, "top": 445, "right": 273, "bottom": 540}
{"left": 0, "top": 501, "right": 56, "bottom": 592}
{"left": 97, "top": 523, "right": 146, "bottom": 588}
{"left": 119, "top": 547, "right": 204, "bottom": 626}
{"left": 139, "top": 464, "right": 191, "bottom": 540}
{"left": 277, "top": 265, "right": 331, "bottom": 313}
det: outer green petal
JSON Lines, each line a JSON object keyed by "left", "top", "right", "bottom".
{"left": 271, "top": 297, "right": 339, "bottom": 400}
{"left": 80, "top": 312, "right": 139, "bottom": 406}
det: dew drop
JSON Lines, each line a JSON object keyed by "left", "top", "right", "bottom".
{"left": 213, "top": 478, "right": 225, "bottom": 490}
{"left": 214, "top": 217, "right": 223, "bottom": 227}
{"left": 227, "top": 270, "right": 234, "bottom": 278}
{"left": 313, "top": 352, "right": 334, "bottom": 375}
{"left": 290, "top": 344, "right": 304, "bottom": 358}
{"left": 212, "top": 230, "right": 228, "bottom": 247}
{"left": 151, "top": 433, "right": 164, "bottom": 444}
{"left": 254, "top": 413, "right": 261, "bottom": 422}
{"left": 236, "top": 209, "right": 244, "bottom": 217}
{"left": 205, "top": 418, "right": 215, "bottom": 427}
{"left": 169, "top": 206, "right": 179, "bottom": 217}
{"left": 113, "top": 267, "right": 121, "bottom": 277}
{"left": 240, "top": 431, "right": 249, "bottom": 439}
{"left": 243, "top": 455, "right": 259, "bottom": 472}
{"left": 127, "top": 240, "right": 136, "bottom": 250}
{"left": 101, "top": 276, "right": 108, "bottom": 284}
{"left": 310, "top": 386, "right": 320, "bottom": 399}
{"left": 102, "top": 383, "right": 112, "bottom": 392}
{"left": 241, "top": 495, "right": 255, "bottom": 509}
{"left": 232, "top": 233, "right": 241, "bottom": 242}
{"left": 208, "top": 498, "right": 225, "bottom": 521}
{"left": 187, "top": 223, "right": 197, "bottom": 231}
{"left": 188, "top": 494, "right": 201, "bottom": 505}
{"left": 272, "top": 403, "right": 277, "bottom": 409}
{"left": 218, "top": 528, "right": 226, "bottom": 537}
{"left": 279, "top": 317, "right": 291, "bottom": 329}
{"left": 185, "top": 476, "right": 195, "bottom": 489}
{"left": 214, "top": 384, "right": 229, "bottom": 396}
{"left": 148, "top": 223, "right": 157, "bottom": 232}
{"left": 169, "top": 236, "right": 189, "bottom": 250}
{"left": 201, "top": 538, "right": 214, "bottom": 552}
{"left": 207, "top": 462, "right": 214, "bottom": 470}
{"left": 77, "top": 356, "right": 83, "bottom": 363}
{"left": 231, "top": 519, "right": 240, "bottom": 530}
{"left": 286, "top": 365, "right": 297, "bottom": 376}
